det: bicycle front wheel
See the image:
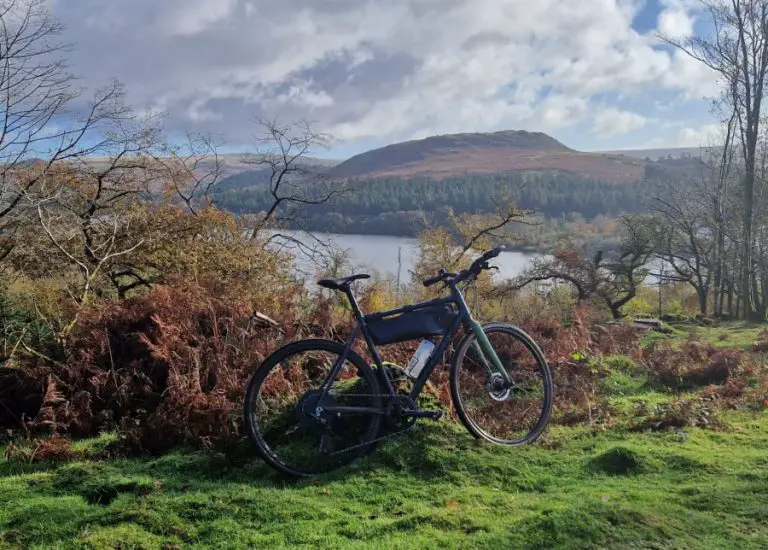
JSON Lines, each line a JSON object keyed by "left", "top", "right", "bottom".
{"left": 244, "top": 339, "right": 382, "bottom": 476}
{"left": 450, "top": 322, "right": 553, "bottom": 445}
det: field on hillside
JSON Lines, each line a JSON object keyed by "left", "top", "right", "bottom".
{"left": 2, "top": 323, "right": 768, "bottom": 549}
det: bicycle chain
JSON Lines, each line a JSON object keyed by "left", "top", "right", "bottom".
{"left": 316, "top": 392, "right": 435, "bottom": 456}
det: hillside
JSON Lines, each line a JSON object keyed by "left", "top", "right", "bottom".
{"left": 327, "top": 130, "right": 646, "bottom": 183}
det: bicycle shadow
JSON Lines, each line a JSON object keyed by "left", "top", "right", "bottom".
{"left": 169, "top": 423, "right": 472, "bottom": 487}
{"left": 1, "top": 421, "right": 480, "bottom": 498}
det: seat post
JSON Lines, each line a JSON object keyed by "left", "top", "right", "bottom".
{"left": 344, "top": 285, "right": 366, "bottom": 324}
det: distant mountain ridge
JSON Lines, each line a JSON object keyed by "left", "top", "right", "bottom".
{"left": 326, "top": 130, "right": 646, "bottom": 183}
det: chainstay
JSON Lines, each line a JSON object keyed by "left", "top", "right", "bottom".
{"left": 327, "top": 422, "right": 416, "bottom": 456}
{"left": 310, "top": 392, "right": 436, "bottom": 455}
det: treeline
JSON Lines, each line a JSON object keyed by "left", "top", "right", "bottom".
{"left": 212, "top": 171, "right": 655, "bottom": 236}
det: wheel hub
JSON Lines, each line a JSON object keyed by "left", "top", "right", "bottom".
{"left": 296, "top": 390, "right": 337, "bottom": 428}
{"left": 487, "top": 372, "right": 512, "bottom": 402}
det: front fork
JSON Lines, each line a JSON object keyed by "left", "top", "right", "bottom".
{"left": 468, "top": 319, "right": 513, "bottom": 386}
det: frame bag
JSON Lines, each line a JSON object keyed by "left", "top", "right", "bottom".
{"left": 365, "top": 304, "right": 458, "bottom": 346}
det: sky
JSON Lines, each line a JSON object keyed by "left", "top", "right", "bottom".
{"left": 46, "top": 0, "right": 723, "bottom": 159}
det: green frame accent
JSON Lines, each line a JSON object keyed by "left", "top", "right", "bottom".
{"left": 468, "top": 319, "right": 512, "bottom": 384}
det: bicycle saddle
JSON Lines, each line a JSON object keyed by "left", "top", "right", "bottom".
{"left": 317, "top": 273, "right": 370, "bottom": 290}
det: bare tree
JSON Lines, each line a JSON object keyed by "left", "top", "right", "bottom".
{"left": 512, "top": 247, "right": 601, "bottom": 303}
{"left": 652, "top": 178, "right": 718, "bottom": 316}
{"left": 151, "top": 132, "right": 224, "bottom": 214}
{"left": 708, "top": 116, "right": 739, "bottom": 317}
{"left": 661, "top": 0, "right": 768, "bottom": 320}
{"left": 449, "top": 202, "right": 533, "bottom": 258}
{"left": 512, "top": 217, "right": 654, "bottom": 320}
{"left": 245, "top": 118, "right": 342, "bottom": 236}
{"left": 0, "top": 1, "right": 137, "bottom": 259}
{"left": 235, "top": 117, "right": 350, "bottom": 268}
{"left": 598, "top": 216, "right": 655, "bottom": 319}
{"left": 413, "top": 199, "right": 530, "bottom": 303}
{"left": 19, "top": 165, "right": 145, "bottom": 334}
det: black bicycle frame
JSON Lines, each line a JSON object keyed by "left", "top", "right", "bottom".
{"left": 316, "top": 280, "right": 473, "bottom": 414}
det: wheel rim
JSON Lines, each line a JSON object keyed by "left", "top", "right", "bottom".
{"left": 455, "top": 327, "right": 550, "bottom": 443}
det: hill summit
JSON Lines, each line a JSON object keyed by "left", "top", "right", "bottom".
{"left": 327, "top": 130, "right": 644, "bottom": 182}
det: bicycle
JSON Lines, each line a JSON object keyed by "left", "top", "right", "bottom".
{"left": 244, "top": 246, "right": 553, "bottom": 476}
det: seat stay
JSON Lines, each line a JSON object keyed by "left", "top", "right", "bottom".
{"left": 317, "top": 324, "right": 360, "bottom": 397}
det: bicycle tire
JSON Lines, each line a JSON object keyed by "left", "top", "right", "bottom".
{"left": 244, "top": 338, "right": 382, "bottom": 476}
{"left": 450, "top": 322, "right": 553, "bottom": 445}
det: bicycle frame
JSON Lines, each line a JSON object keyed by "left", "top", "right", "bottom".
{"left": 316, "top": 279, "right": 510, "bottom": 416}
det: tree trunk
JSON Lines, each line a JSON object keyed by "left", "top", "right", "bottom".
{"left": 723, "top": 259, "right": 732, "bottom": 316}
{"left": 713, "top": 228, "right": 724, "bottom": 317}
{"left": 698, "top": 287, "right": 708, "bottom": 317}
{"left": 742, "top": 164, "right": 756, "bottom": 320}
{"left": 609, "top": 304, "right": 624, "bottom": 321}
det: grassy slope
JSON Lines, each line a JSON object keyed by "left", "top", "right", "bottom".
{"left": 2, "top": 326, "right": 768, "bottom": 549}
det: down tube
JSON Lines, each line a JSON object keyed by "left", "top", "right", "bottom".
{"left": 468, "top": 319, "right": 512, "bottom": 384}
{"left": 408, "top": 314, "right": 464, "bottom": 399}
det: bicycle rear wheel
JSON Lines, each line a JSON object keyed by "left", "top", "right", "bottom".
{"left": 450, "top": 323, "right": 552, "bottom": 445}
{"left": 244, "top": 339, "right": 382, "bottom": 476}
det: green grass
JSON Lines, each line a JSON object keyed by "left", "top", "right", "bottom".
{"left": 686, "top": 322, "right": 767, "bottom": 349}
{"left": 2, "top": 415, "right": 768, "bottom": 549}
{"left": 642, "top": 321, "right": 767, "bottom": 350}
{"left": 2, "top": 323, "right": 768, "bottom": 549}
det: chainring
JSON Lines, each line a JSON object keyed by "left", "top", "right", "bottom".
{"left": 385, "top": 395, "right": 418, "bottom": 430}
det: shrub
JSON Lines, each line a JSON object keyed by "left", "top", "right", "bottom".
{"left": 623, "top": 296, "right": 654, "bottom": 318}
{"left": 642, "top": 342, "right": 744, "bottom": 390}
{"left": 4, "top": 278, "right": 322, "bottom": 451}
{"left": 603, "top": 355, "right": 640, "bottom": 373}
{"left": 0, "top": 291, "right": 56, "bottom": 361}
{"left": 629, "top": 398, "right": 724, "bottom": 432}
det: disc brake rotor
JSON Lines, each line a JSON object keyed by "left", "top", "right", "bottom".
{"left": 487, "top": 372, "right": 512, "bottom": 402}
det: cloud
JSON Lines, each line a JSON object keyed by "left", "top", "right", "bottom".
{"left": 637, "top": 121, "right": 723, "bottom": 149}
{"left": 592, "top": 108, "right": 647, "bottom": 138}
{"left": 45, "top": 0, "right": 720, "bottom": 151}
{"left": 657, "top": 0, "right": 695, "bottom": 40}
{"left": 171, "top": 0, "right": 239, "bottom": 36}
{"left": 677, "top": 123, "right": 723, "bottom": 147}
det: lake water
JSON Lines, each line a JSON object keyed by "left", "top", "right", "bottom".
{"left": 267, "top": 230, "right": 540, "bottom": 282}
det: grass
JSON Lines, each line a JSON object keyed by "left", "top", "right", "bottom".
{"left": 2, "top": 323, "right": 768, "bottom": 549}
{"left": 642, "top": 321, "right": 767, "bottom": 350}
{"left": 688, "top": 322, "right": 767, "bottom": 349}
{"left": 2, "top": 415, "right": 768, "bottom": 548}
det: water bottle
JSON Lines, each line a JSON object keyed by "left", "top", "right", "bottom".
{"left": 405, "top": 340, "right": 435, "bottom": 379}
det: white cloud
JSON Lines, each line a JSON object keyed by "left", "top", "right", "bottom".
{"left": 171, "top": 0, "right": 238, "bottom": 36}
{"left": 46, "top": 0, "right": 720, "bottom": 149}
{"left": 592, "top": 108, "right": 647, "bottom": 138}
{"left": 636, "top": 121, "right": 722, "bottom": 149}
{"left": 658, "top": 7, "right": 694, "bottom": 39}
{"left": 677, "top": 123, "right": 723, "bottom": 147}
